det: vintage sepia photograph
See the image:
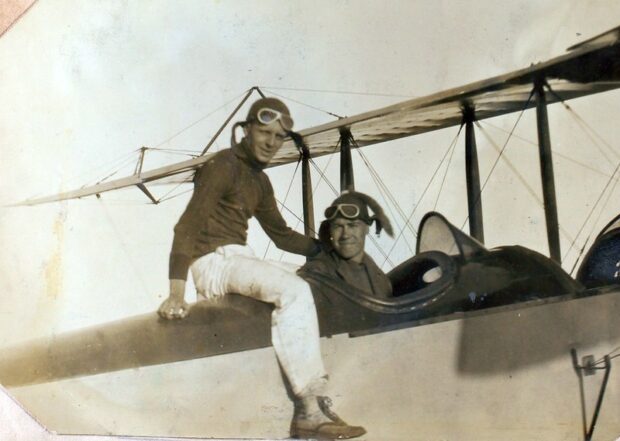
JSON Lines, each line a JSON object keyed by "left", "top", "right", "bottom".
{"left": 1, "top": 1, "right": 620, "bottom": 440}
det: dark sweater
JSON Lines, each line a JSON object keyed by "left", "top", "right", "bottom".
{"left": 169, "top": 139, "right": 318, "bottom": 280}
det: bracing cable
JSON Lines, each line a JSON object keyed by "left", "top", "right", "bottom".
{"left": 381, "top": 124, "right": 464, "bottom": 268}
{"left": 263, "top": 158, "right": 303, "bottom": 259}
{"left": 275, "top": 144, "right": 340, "bottom": 261}
{"left": 459, "top": 86, "right": 536, "bottom": 232}
{"left": 480, "top": 121, "right": 617, "bottom": 180}
{"left": 566, "top": 164, "right": 620, "bottom": 270}
{"left": 152, "top": 89, "right": 250, "bottom": 149}
{"left": 261, "top": 88, "right": 344, "bottom": 119}
{"left": 259, "top": 85, "right": 416, "bottom": 99}
{"left": 433, "top": 132, "right": 459, "bottom": 212}
{"left": 545, "top": 84, "right": 620, "bottom": 163}
{"left": 353, "top": 145, "right": 416, "bottom": 255}
{"left": 475, "top": 122, "right": 578, "bottom": 248}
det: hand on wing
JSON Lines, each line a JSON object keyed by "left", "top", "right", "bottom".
{"left": 158, "top": 296, "right": 189, "bottom": 320}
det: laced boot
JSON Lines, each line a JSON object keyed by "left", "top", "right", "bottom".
{"left": 290, "top": 395, "right": 366, "bottom": 440}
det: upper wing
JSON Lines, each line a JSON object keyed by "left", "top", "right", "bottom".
{"left": 16, "top": 27, "right": 620, "bottom": 206}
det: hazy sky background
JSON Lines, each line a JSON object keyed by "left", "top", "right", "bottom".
{"left": 1, "top": 0, "right": 620, "bottom": 346}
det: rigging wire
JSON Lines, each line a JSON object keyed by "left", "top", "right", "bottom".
{"left": 357, "top": 151, "right": 415, "bottom": 254}
{"left": 545, "top": 85, "right": 620, "bottom": 163}
{"left": 480, "top": 121, "right": 618, "bottom": 180}
{"left": 156, "top": 176, "right": 195, "bottom": 203}
{"left": 276, "top": 144, "right": 340, "bottom": 261}
{"left": 92, "top": 153, "right": 145, "bottom": 186}
{"left": 475, "top": 122, "right": 578, "bottom": 248}
{"left": 351, "top": 137, "right": 418, "bottom": 235}
{"left": 309, "top": 158, "right": 339, "bottom": 195}
{"left": 567, "top": 164, "right": 620, "bottom": 273}
{"left": 258, "top": 85, "right": 417, "bottom": 99}
{"left": 152, "top": 89, "right": 250, "bottom": 149}
{"left": 355, "top": 149, "right": 416, "bottom": 234}
{"left": 274, "top": 140, "right": 341, "bottom": 261}
{"left": 562, "top": 160, "right": 620, "bottom": 263}
{"left": 592, "top": 354, "right": 620, "bottom": 367}
{"left": 271, "top": 197, "right": 318, "bottom": 237}
{"left": 381, "top": 124, "right": 464, "bottom": 268}
{"left": 433, "top": 131, "right": 459, "bottom": 212}
{"left": 146, "top": 148, "right": 200, "bottom": 157}
{"left": 61, "top": 148, "right": 142, "bottom": 191}
{"left": 261, "top": 88, "right": 344, "bottom": 119}
{"left": 262, "top": 159, "right": 303, "bottom": 259}
{"left": 593, "top": 346, "right": 620, "bottom": 366}
{"left": 459, "top": 87, "right": 536, "bottom": 232}
{"left": 354, "top": 147, "right": 416, "bottom": 255}
{"left": 35, "top": 90, "right": 249, "bottom": 203}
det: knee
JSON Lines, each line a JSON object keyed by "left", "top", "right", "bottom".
{"left": 277, "top": 279, "right": 314, "bottom": 311}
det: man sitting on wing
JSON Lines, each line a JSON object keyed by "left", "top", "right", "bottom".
{"left": 157, "top": 97, "right": 365, "bottom": 440}
{"left": 299, "top": 190, "right": 393, "bottom": 304}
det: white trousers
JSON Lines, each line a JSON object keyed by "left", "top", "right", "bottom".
{"left": 190, "top": 244, "right": 327, "bottom": 397}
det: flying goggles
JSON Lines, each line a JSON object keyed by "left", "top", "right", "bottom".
{"left": 325, "top": 203, "right": 364, "bottom": 221}
{"left": 254, "top": 107, "right": 294, "bottom": 131}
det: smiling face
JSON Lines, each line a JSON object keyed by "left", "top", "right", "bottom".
{"left": 329, "top": 217, "right": 369, "bottom": 263}
{"left": 243, "top": 121, "right": 287, "bottom": 164}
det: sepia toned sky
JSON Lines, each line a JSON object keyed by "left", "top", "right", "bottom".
{"left": 1, "top": 0, "right": 620, "bottom": 345}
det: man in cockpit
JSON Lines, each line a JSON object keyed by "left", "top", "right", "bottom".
{"left": 157, "top": 97, "right": 365, "bottom": 440}
{"left": 298, "top": 191, "right": 394, "bottom": 302}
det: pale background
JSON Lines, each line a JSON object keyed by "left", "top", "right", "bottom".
{"left": 1, "top": 1, "right": 620, "bottom": 440}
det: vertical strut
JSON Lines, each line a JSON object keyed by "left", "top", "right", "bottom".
{"left": 301, "top": 145, "right": 316, "bottom": 238}
{"left": 339, "top": 128, "right": 355, "bottom": 192}
{"left": 463, "top": 105, "right": 484, "bottom": 243}
{"left": 134, "top": 147, "right": 148, "bottom": 175}
{"left": 289, "top": 131, "right": 316, "bottom": 241}
{"left": 535, "top": 81, "right": 561, "bottom": 263}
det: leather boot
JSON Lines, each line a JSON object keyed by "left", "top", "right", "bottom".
{"left": 290, "top": 396, "right": 366, "bottom": 440}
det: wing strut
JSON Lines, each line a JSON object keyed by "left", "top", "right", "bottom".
{"left": 132, "top": 147, "right": 160, "bottom": 204}
{"left": 134, "top": 88, "right": 265, "bottom": 204}
{"left": 463, "top": 104, "right": 485, "bottom": 243}
{"left": 290, "top": 132, "right": 316, "bottom": 240}
{"left": 136, "top": 183, "right": 158, "bottom": 204}
{"left": 339, "top": 128, "right": 355, "bottom": 192}
{"left": 301, "top": 145, "right": 316, "bottom": 239}
{"left": 535, "top": 80, "right": 562, "bottom": 263}
{"left": 200, "top": 87, "right": 263, "bottom": 155}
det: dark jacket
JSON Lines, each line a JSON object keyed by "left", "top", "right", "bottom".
{"left": 169, "top": 139, "right": 318, "bottom": 280}
{"left": 298, "top": 249, "right": 392, "bottom": 299}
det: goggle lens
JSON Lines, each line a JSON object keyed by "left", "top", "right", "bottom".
{"left": 325, "top": 203, "right": 361, "bottom": 220}
{"left": 257, "top": 108, "right": 294, "bottom": 131}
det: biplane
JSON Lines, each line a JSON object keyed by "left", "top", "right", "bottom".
{"left": 2, "top": 23, "right": 620, "bottom": 441}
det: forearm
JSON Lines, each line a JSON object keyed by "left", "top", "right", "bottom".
{"left": 273, "top": 231, "right": 320, "bottom": 256}
{"left": 257, "top": 212, "right": 319, "bottom": 256}
{"left": 169, "top": 279, "right": 186, "bottom": 300}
